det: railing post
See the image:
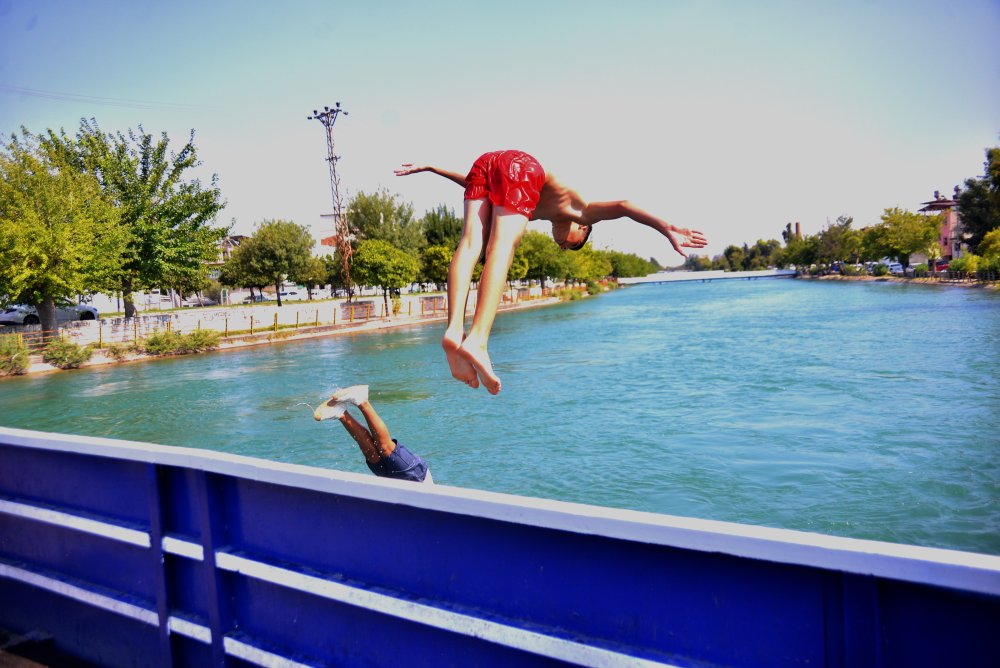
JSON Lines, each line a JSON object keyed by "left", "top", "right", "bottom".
{"left": 250, "top": 316, "right": 254, "bottom": 335}
{"left": 145, "top": 464, "right": 174, "bottom": 667}
{"left": 273, "top": 313, "right": 278, "bottom": 333}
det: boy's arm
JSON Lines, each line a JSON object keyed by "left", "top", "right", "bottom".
{"left": 581, "top": 200, "right": 708, "bottom": 258}
{"left": 394, "top": 163, "right": 467, "bottom": 188}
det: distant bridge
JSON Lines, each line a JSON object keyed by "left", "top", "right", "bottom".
{"left": 619, "top": 269, "right": 797, "bottom": 285}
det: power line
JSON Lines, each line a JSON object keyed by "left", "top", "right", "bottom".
{"left": 0, "top": 84, "right": 213, "bottom": 111}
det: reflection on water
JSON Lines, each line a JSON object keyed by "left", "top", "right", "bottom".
{"left": 1, "top": 280, "right": 998, "bottom": 554}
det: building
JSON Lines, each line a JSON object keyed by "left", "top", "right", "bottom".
{"left": 919, "top": 187, "right": 965, "bottom": 260}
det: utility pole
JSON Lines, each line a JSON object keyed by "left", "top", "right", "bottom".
{"left": 308, "top": 102, "right": 352, "bottom": 300}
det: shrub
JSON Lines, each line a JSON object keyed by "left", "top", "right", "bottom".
{"left": 585, "top": 278, "right": 603, "bottom": 294}
{"left": 0, "top": 335, "right": 30, "bottom": 376}
{"left": 42, "top": 338, "right": 93, "bottom": 369}
{"left": 184, "top": 329, "right": 222, "bottom": 352}
{"left": 144, "top": 329, "right": 221, "bottom": 355}
{"left": 143, "top": 331, "right": 184, "bottom": 355}
{"left": 104, "top": 343, "right": 140, "bottom": 360}
{"left": 840, "top": 264, "right": 860, "bottom": 276}
{"left": 872, "top": 263, "right": 889, "bottom": 277}
{"left": 912, "top": 264, "right": 929, "bottom": 278}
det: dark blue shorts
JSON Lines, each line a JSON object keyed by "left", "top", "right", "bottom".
{"left": 367, "top": 441, "right": 429, "bottom": 483}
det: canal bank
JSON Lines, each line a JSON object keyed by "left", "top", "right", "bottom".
{"left": 11, "top": 293, "right": 566, "bottom": 377}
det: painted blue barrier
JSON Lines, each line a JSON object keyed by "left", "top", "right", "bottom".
{"left": 1, "top": 426, "right": 998, "bottom": 667}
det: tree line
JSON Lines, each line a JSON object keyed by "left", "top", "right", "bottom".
{"left": 219, "top": 188, "right": 663, "bottom": 314}
{"left": 684, "top": 144, "right": 1000, "bottom": 274}
{"left": 1, "top": 119, "right": 661, "bottom": 333}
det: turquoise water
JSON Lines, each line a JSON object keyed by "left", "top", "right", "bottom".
{"left": 2, "top": 279, "right": 998, "bottom": 554}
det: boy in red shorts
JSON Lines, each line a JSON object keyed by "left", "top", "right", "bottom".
{"left": 395, "top": 150, "right": 707, "bottom": 395}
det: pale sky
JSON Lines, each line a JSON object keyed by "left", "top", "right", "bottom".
{"left": 2, "top": 0, "right": 998, "bottom": 263}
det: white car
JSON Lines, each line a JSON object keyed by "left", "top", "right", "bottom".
{"left": 0, "top": 303, "right": 99, "bottom": 326}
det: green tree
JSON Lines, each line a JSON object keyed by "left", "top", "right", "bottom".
{"left": 977, "top": 227, "right": 1000, "bottom": 261}
{"left": 816, "top": 217, "right": 860, "bottom": 264}
{"left": 682, "top": 254, "right": 714, "bottom": 271}
{"left": 507, "top": 245, "right": 529, "bottom": 284}
{"left": 722, "top": 244, "right": 747, "bottom": 271}
{"left": 606, "top": 250, "right": 657, "bottom": 277}
{"left": 518, "top": 231, "right": 567, "bottom": 288}
{"left": 44, "top": 119, "right": 226, "bottom": 317}
{"left": 783, "top": 234, "right": 819, "bottom": 269}
{"left": 957, "top": 146, "right": 1000, "bottom": 252}
{"left": 422, "top": 204, "right": 463, "bottom": 249}
{"left": 348, "top": 189, "right": 424, "bottom": 255}
{"left": 240, "top": 220, "right": 314, "bottom": 306}
{"left": 421, "top": 245, "right": 453, "bottom": 289}
{"left": 745, "top": 238, "right": 784, "bottom": 269}
{"left": 564, "top": 245, "right": 613, "bottom": 283}
{"left": 0, "top": 129, "right": 123, "bottom": 333}
{"left": 859, "top": 224, "right": 892, "bottom": 262}
{"left": 290, "top": 255, "right": 328, "bottom": 300}
{"left": 351, "top": 239, "right": 419, "bottom": 314}
{"left": 880, "top": 207, "right": 941, "bottom": 267}
{"left": 218, "top": 243, "right": 271, "bottom": 299}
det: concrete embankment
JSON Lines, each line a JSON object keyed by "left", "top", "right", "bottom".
{"left": 13, "top": 294, "right": 564, "bottom": 377}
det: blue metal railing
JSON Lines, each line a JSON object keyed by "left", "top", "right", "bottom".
{"left": 2, "top": 426, "right": 999, "bottom": 667}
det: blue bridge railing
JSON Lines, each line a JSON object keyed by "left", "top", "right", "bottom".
{"left": 1, "top": 426, "right": 998, "bottom": 667}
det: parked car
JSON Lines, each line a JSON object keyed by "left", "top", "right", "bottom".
{"left": 935, "top": 259, "right": 950, "bottom": 272}
{"left": 0, "top": 303, "right": 99, "bottom": 326}
{"left": 277, "top": 290, "right": 305, "bottom": 302}
{"left": 181, "top": 296, "right": 218, "bottom": 308}
{"left": 887, "top": 262, "right": 904, "bottom": 275}
{"left": 242, "top": 295, "right": 272, "bottom": 304}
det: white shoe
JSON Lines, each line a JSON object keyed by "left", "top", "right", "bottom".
{"left": 332, "top": 385, "right": 368, "bottom": 406}
{"left": 313, "top": 398, "right": 348, "bottom": 421}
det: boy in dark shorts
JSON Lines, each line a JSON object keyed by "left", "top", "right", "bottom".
{"left": 313, "top": 385, "right": 431, "bottom": 484}
{"left": 395, "top": 151, "right": 708, "bottom": 395}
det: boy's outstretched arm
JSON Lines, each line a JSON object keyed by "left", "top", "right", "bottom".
{"left": 580, "top": 200, "right": 708, "bottom": 258}
{"left": 394, "top": 163, "right": 467, "bottom": 188}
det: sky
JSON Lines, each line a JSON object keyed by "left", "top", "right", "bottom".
{"left": 2, "top": 0, "right": 998, "bottom": 264}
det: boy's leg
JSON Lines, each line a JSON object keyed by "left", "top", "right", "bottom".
{"left": 355, "top": 400, "right": 395, "bottom": 459}
{"left": 337, "top": 411, "right": 382, "bottom": 465}
{"left": 459, "top": 205, "right": 529, "bottom": 395}
{"left": 355, "top": 400, "right": 430, "bottom": 483}
{"left": 443, "top": 198, "right": 491, "bottom": 388}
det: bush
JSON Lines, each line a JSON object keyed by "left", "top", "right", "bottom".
{"left": 840, "top": 264, "right": 861, "bottom": 276}
{"left": 0, "top": 335, "right": 30, "bottom": 376}
{"left": 912, "top": 264, "right": 929, "bottom": 278}
{"left": 872, "top": 263, "right": 889, "bottom": 276}
{"left": 42, "top": 338, "right": 93, "bottom": 369}
{"left": 555, "top": 287, "right": 585, "bottom": 301}
{"left": 184, "top": 329, "right": 222, "bottom": 352}
{"left": 143, "top": 331, "right": 183, "bottom": 355}
{"left": 104, "top": 342, "right": 140, "bottom": 360}
{"left": 144, "top": 329, "right": 221, "bottom": 355}
{"left": 585, "top": 278, "right": 603, "bottom": 294}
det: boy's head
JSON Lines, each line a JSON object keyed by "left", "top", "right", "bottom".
{"left": 552, "top": 221, "right": 592, "bottom": 251}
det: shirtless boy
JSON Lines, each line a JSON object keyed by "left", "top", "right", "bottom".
{"left": 395, "top": 150, "right": 707, "bottom": 395}
{"left": 313, "top": 385, "right": 431, "bottom": 483}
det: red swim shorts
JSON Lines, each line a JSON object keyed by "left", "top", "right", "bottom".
{"left": 464, "top": 150, "right": 545, "bottom": 218}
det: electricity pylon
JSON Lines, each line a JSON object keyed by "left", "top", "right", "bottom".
{"left": 307, "top": 103, "right": 352, "bottom": 299}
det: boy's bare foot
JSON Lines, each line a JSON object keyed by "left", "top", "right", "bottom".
{"left": 458, "top": 335, "right": 501, "bottom": 395}
{"left": 442, "top": 330, "right": 479, "bottom": 388}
